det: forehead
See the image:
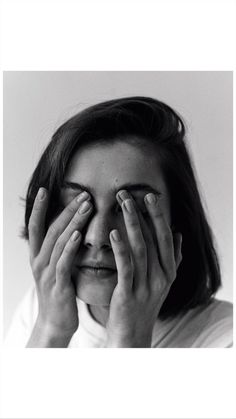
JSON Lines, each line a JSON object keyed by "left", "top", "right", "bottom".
{"left": 65, "top": 141, "right": 167, "bottom": 195}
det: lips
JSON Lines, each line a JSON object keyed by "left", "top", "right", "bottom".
{"left": 76, "top": 260, "right": 116, "bottom": 277}
{"left": 79, "top": 265, "right": 116, "bottom": 271}
{"left": 78, "top": 266, "right": 117, "bottom": 279}
{"left": 78, "top": 260, "right": 116, "bottom": 270}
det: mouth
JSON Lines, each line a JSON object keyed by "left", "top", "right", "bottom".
{"left": 77, "top": 265, "right": 117, "bottom": 279}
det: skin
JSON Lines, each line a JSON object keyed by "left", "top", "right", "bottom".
{"left": 26, "top": 141, "right": 182, "bottom": 348}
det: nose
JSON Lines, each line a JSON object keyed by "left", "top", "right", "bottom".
{"left": 83, "top": 212, "right": 112, "bottom": 250}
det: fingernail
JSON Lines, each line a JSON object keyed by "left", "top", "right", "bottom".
{"left": 145, "top": 193, "right": 157, "bottom": 205}
{"left": 116, "top": 193, "right": 123, "bottom": 205}
{"left": 117, "top": 190, "right": 129, "bottom": 202}
{"left": 123, "top": 199, "right": 134, "bottom": 213}
{"left": 111, "top": 229, "right": 121, "bottom": 242}
{"left": 38, "top": 188, "right": 46, "bottom": 201}
{"left": 76, "top": 191, "right": 89, "bottom": 202}
{"left": 78, "top": 200, "right": 91, "bottom": 214}
{"left": 71, "top": 230, "right": 81, "bottom": 242}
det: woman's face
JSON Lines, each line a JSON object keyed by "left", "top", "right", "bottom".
{"left": 60, "top": 140, "right": 171, "bottom": 305}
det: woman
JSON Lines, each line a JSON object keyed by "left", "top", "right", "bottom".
{"left": 5, "top": 96, "right": 233, "bottom": 347}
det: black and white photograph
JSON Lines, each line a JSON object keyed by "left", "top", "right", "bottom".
{"left": 4, "top": 71, "right": 233, "bottom": 348}
{"left": 1, "top": 1, "right": 235, "bottom": 418}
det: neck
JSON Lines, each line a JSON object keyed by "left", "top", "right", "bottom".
{"left": 88, "top": 304, "right": 110, "bottom": 327}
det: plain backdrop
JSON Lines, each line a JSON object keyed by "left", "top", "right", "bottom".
{"left": 3, "top": 71, "right": 233, "bottom": 336}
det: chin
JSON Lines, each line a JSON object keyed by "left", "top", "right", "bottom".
{"left": 72, "top": 270, "right": 117, "bottom": 306}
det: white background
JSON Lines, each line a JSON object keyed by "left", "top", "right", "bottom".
{"left": 1, "top": 1, "right": 236, "bottom": 419}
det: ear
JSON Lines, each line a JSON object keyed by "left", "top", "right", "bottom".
{"left": 173, "top": 232, "right": 182, "bottom": 270}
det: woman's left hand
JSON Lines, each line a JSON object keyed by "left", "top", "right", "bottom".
{"left": 106, "top": 190, "right": 182, "bottom": 348}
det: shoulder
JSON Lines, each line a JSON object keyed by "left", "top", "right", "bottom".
{"left": 199, "top": 298, "right": 233, "bottom": 325}
{"left": 152, "top": 298, "right": 233, "bottom": 348}
{"left": 203, "top": 298, "right": 232, "bottom": 320}
{"left": 181, "top": 298, "right": 233, "bottom": 347}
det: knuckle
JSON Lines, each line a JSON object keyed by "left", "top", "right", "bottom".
{"left": 153, "top": 279, "right": 166, "bottom": 296}
{"left": 151, "top": 280, "right": 161, "bottom": 294}
{"left": 29, "top": 203, "right": 42, "bottom": 222}
{"left": 56, "top": 261, "right": 67, "bottom": 276}
{"left": 168, "top": 266, "right": 176, "bottom": 282}
{"left": 153, "top": 209, "right": 163, "bottom": 219}
{"left": 31, "top": 259, "right": 43, "bottom": 279}
{"left": 116, "top": 245, "right": 127, "bottom": 257}
{"left": 54, "top": 238, "right": 65, "bottom": 254}
{"left": 135, "top": 244, "right": 146, "bottom": 258}
{"left": 66, "top": 204, "right": 77, "bottom": 217}
{"left": 28, "top": 219, "right": 38, "bottom": 234}
{"left": 70, "top": 205, "right": 91, "bottom": 227}
{"left": 161, "top": 232, "right": 172, "bottom": 247}
{"left": 30, "top": 204, "right": 41, "bottom": 216}
{"left": 46, "top": 223, "right": 58, "bottom": 240}
{"left": 116, "top": 288, "right": 129, "bottom": 300}
{"left": 124, "top": 263, "right": 133, "bottom": 276}
{"left": 136, "top": 286, "right": 149, "bottom": 301}
{"left": 63, "top": 241, "right": 73, "bottom": 256}
{"left": 128, "top": 218, "right": 139, "bottom": 228}
{"left": 40, "top": 273, "right": 51, "bottom": 290}
{"left": 70, "top": 214, "right": 82, "bottom": 229}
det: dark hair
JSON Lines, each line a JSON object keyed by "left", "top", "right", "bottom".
{"left": 22, "top": 96, "right": 221, "bottom": 318}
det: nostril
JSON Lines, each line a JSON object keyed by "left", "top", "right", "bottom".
{"left": 83, "top": 217, "right": 112, "bottom": 249}
{"left": 102, "top": 243, "right": 111, "bottom": 250}
{"left": 84, "top": 241, "right": 111, "bottom": 250}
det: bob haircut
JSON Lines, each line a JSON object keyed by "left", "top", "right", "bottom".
{"left": 21, "top": 96, "right": 221, "bottom": 319}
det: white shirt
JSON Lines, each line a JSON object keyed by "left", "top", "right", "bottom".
{"left": 5, "top": 286, "right": 233, "bottom": 348}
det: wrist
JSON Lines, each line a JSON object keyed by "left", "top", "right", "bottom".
{"left": 106, "top": 331, "right": 152, "bottom": 348}
{"left": 26, "top": 319, "right": 74, "bottom": 348}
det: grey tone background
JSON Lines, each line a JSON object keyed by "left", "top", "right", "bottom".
{"left": 3, "top": 71, "right": 233, "bottom": 336}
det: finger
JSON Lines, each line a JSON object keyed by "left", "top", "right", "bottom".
{"left": 109, "top": 229, "right": 133, "bottom": 293}
{"left": 56, "top": 230, "right": 82, "bottom": 289}
{"left": 173, "top": 232, "right": 183, "bottom": 270}
{"left": 49, "top": 198, "right": 93, "bottom": 270}
{"left": 118, "top": 189, "right": 158, "bottom": 283}
{"left": 28, "top": 188, "right": 48, "bottom": 262}
{"left": 137, "top": 211, "right": 161, "bottom": 289}
{"left": 38, "top": 191, "right": 91, "bottom": 266}
{"left": 122, "top": 199, "right": 148, "bottom": 286}
{"left": 117, "top": 191, "right": 147, "bottom": 288}
{"left": 139, "top": 212, "right": 175, "bottom": 303}
{"left": 144, "top": 193, "right": 176, "bottom": 281}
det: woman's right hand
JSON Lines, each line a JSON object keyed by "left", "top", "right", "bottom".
{"left": 26, "top": 187, "right": 92, "bottom": 348}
